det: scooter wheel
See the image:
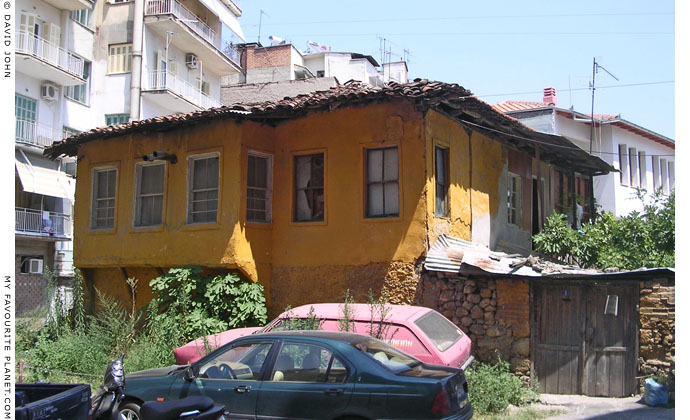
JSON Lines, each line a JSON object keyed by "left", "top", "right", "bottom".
{"left": 119, "top": 402, "right": 141, "bottom": 420}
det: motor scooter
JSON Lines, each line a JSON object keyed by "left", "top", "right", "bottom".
{"left": 90, "top": 355, "right": 225, "bottom": 420}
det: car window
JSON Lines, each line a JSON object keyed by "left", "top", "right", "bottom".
{"left": 269, "top": 343, "right": 348, "bottom": 383}
{"left": 414, "top": 311, "right": 463, "bottom": 352}
{"left": 197, "top": 342, "right": 271, "bottom": 381}
{"left": 352, "top": 337, "right": 421, "bottom": 374}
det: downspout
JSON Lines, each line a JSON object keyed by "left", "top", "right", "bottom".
{"left": 129, "top": 0, "right": 145, "bottom": 121}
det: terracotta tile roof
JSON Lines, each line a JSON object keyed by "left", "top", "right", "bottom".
{"left": 44, "top": 79, "right": 614, "bottom": 174}
{"left": 492, "top": 100, "right": 552, "bottom": 113}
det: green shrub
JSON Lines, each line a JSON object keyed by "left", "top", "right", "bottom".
{"left": 149, "top": 267, "right": 268, "bottom": 343}
{"left": 466, "top": 358, "right": 537, "bottom": 414}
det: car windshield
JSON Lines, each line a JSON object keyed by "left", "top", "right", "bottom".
{"left": 414, "top": 311, "right": 463, "bottom": 352}
{"left": 352, "top": 337, "right": 421, "bottom": 374}
{"left": 264, "top": 317, "right": 323, "bottom": 332}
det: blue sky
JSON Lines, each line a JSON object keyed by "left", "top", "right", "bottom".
{"left": 234, "top": 0, "right": 675, "bottom": 139}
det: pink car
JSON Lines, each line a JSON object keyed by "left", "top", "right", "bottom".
{"left": 174, "top": 303, "right": 474, "bottom": 370}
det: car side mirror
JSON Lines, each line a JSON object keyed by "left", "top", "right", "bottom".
{"left": 184, "top": 365, "right": 196, "bottom": 382}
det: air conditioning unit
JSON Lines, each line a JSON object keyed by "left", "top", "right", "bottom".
{"left": 41, "top": 84, "right": 59, "bottom": 101}
{"left": 29, "top": 258, "right": 44, "bottom": 274}
{"left": 186, "top": 53, "right": 198, "bottom": 69}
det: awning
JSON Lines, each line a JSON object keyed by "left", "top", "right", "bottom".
{"left": 15, "top": 159, "right": 75, "bottom": 200}
{"left": 197, "top": 0, "right": 245, "bottom": 42}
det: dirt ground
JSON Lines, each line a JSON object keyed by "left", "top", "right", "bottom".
{"left": 537, "top": 393, "right": 674, "bottom": 420}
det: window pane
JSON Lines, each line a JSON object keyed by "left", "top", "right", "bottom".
{"left": 384, "top": 183, "right": 399, "bottom": 215}
{"left": 368, "top": 184, "right": 383, "bottom": 216}
{"left": 383, "top": 148, "right": 398, "bottom": 182}
{"left": 140, "top": 165, "right": 164, "bottom": 195}
{"left": 294, "top": 154, "right": 324, "bottom": 222}
{"left": 270, "top": 344, "right": 333, "bottom": 383}
{"left": 435, "top": 148, "right": 445, "bottom": 183}
{"left": 189, "top": 156, "right": 219, "bottom": 223}
{"left": 367, "top": 149, "right": 382, "bottom": 182}
{"left": 198, "top": 343, "right": 271, "bottom": 381}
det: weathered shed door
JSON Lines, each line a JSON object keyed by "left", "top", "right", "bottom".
{"left": 532, "top": 281, "right": 638, "bottom": 397}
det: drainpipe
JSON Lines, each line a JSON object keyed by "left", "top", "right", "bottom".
{"left": 129, "top": 0, "right": 145, "bottom": 121}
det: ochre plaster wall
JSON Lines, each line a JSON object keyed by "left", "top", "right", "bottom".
{"left": 73, "top": 102, "right": 524, "bottom": 314}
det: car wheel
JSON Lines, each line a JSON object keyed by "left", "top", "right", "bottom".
{"left": 119, "top": 402, "right": 141, "bottom": 420}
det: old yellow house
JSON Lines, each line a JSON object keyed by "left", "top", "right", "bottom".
{"left": 46, "top": 80, "right": 611, "bottom": 315}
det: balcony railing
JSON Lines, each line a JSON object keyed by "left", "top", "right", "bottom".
{"left": 16, "top": 31, "right": 85, "bottom": 79}
{"left": 15, "top": 119, "right": 66, "bottom": 148}
{"left": 145, "top": 0, "right": 240, "bottom": 65}
{"left": 16, "top": 207, "right": 72, "bottom": 238}
{"left": 146, "top": 70, "right": 221, "bottom": 109}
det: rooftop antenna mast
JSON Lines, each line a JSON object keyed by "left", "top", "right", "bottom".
{"left": 589, "top": 57, "right": 619, "bottom": 153}
{"left": 258, "top": 10, "right": 269, "bottom": 44}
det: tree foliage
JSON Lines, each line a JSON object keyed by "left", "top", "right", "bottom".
{"left": 533, "top": 190, "right": 674, "bottom": 270}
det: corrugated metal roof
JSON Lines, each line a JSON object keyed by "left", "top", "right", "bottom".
{"left": 425, "top": 234, "right": 674, "bottom": 279}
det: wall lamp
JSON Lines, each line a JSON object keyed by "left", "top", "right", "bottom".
{"left": 143, "top": 151, "right": 178, "bottom": 164}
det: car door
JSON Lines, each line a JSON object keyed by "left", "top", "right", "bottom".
{"left": 168, "top": 341, "right": 274, "bottom": 419}
{"left": 255, "top": 341, "right": 354, "bottom": 420}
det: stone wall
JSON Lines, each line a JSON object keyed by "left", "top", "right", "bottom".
{"left": 638, "top": 278, "right": 675, "bottom": 392}
{"left": 416, "top": 271, "right": 532, "bottom": 381}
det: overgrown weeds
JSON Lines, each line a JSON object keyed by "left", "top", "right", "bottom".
{"left": 466, "top": 356, "right": 539, "bottom": 414}
{"left": 17, "top": 267, "right": 268, "bottom": 391}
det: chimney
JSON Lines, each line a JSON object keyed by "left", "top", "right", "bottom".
{"left": 543, "top": 87, "right": 557, "bottom": 106}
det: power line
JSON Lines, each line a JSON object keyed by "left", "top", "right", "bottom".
{"left": 475, "top": 81, "right": 675, "bottom": 99}
{"left": 243, "top": 12, "right": 673, "bottom": 27}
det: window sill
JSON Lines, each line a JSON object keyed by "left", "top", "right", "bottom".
{"left": 89, "top": 227, "right": 117, "bottom": 235}
{"left": 65, "top": 96, "right": 90, "bottom": 107}
{"left": 106, "top": 71, "right": 132, "bottom": 76}
{"left": 246, "top": 220, "right": 272, "bottom": 230}
{"left": 362, "top": 214, "right": 402, "bottom": 223}
{"left": 130, "top": 224, "right": 165, "bottom": 233}
{"left": 181, "top": 222, "right": 221, "bottom": 231}
{"left": 288, "top": 219, "right": 327, "bottom": 227}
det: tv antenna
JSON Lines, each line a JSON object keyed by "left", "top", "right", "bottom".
{"left": 258, "top": 10, "right": 269, "bottom": 44}
{"left": 589, "top": 57, "right": 619, "bottom": 153}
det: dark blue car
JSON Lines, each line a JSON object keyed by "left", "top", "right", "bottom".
{"left": 118, "top": 331, "right": 473, "bottom": 420}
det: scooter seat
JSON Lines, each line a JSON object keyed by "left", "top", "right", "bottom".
{"left": 140, "top": 396, "right": 215, "bottom": 420}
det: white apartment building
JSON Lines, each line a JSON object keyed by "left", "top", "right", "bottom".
{"left": 15, "top": 0, "right": 244, "bottom": 314}
{"left": 494, "top": 88, "right": 675, "bottom": 218}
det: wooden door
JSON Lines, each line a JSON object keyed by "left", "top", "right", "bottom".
{"left": 532, "top": 281, "right": 638, "bottom": 396}
{"left": 583, "top": 284, "right": 638, "bottom": 397}
{"left": 533, "top": 282, "right": 584, "bottom": 394}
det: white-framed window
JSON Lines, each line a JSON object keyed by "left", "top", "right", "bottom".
{"left": 628, "top": 147, "right": 638, "bottom": 187}
{"left": 247, "top": 152, "right": 272, "bottom": 223}
{"left": 197, "top": 78, "right": 210, "bottom": 96}
{"left": 91, "top": 167, "right": 117, "bottom": 229}
{"left": 434, "top": 145, "right": 449, "bottom": 217}
{"left": 366, "top": 147, "right": 399, "bottom": 218}
{"left": 668, "top": 161, "right": 675, "bottom": 191}
{"left": 134, "top": 162, "right": 166, "bottom": 227}
{"left": 507, "top": 173, "right": 521, "bottom": 226}
{"left": 65, "top": 59, "right": 91, "bottom": 104}
{"left": 70, "top": 8, "right": 91, "bottom": 28}
{"left": 660, "top": 159, "right": 668, "bottom": 194}
{"left": 618, "top": 144, "right": 629, "bottom": 186}
{"left": 294, "top": 153, "right": 325, "bottom": 222}
{"left": 652, "top": 155, "right": 660, "bottom": 191}
{"left": 188, "top": 154, "right": 219, "bottom": 224}
{"left": 105, "top": 113, "right": 129, "bottom": 126}
{"left": 107, "top": 43, "right": 132, "bottom": 74}
{"left": 638, "top": 151, "right": 647, "bottom": 189}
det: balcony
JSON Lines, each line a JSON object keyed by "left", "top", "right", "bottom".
{"left": 16, "top": 31, "right": 86, "bottom": 86}
{"left": 144, "top": 0, "right": 241, "bottom": 75}
{"left": 42, "top": 0, "right": 93, "bottom": 11}
{"left": 142, "top": 70, "right": 221, "bottom": 112}
{"left": 16, "top": 207, "right": 72, "bottom": 240}
{"left": 16, "top": 119, "right": 66, "bottom": 148}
